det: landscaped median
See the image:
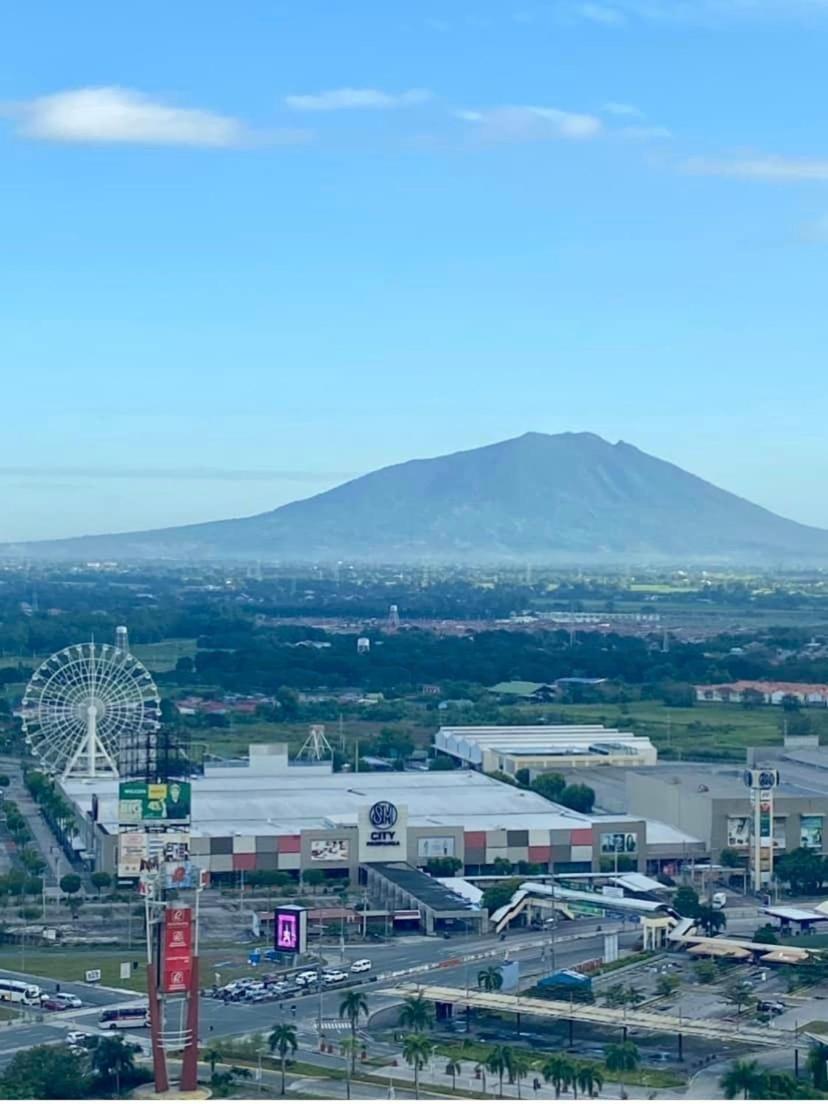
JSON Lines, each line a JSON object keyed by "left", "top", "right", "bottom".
{"left": 433, "top": 1040, "right": 686, "bottom": 1091}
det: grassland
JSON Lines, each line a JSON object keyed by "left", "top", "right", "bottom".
{"left": 531, "top": 701, "right": 788, "bottom": 760}
{"left": 0, "top": 944, "right": 272, "bottom": 994}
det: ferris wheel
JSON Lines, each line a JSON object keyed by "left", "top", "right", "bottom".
{"left": 21, "top": 641, "right": 161, "bottom": 779}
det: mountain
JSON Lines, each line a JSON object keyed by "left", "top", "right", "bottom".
{"left": 7, "top": 432, "right": 828, "bottom": 564}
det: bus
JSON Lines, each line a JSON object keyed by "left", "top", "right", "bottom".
{"left": 0, "top": 979, "right": 41, "bottom": 1005}
{"left": 98, "top": 1007, "right": 149, "bottom": 1030}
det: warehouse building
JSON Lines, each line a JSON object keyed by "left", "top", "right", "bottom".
{"left": 434, "top": 725, "right": 658, "bottom": 776}
{"left": 61, "top": 743, "right": 690, "bottom": 884}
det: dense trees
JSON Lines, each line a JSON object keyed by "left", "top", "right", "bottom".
{"left": 776, "top": 848, "right": 828, "bottom": 894}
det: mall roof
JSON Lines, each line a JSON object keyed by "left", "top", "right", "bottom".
{"left": 62, "top": 766, "right": 593, "bottom": 838}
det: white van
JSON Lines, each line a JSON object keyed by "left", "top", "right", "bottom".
{"left": 712, "top": 891, "right": 727, "bottom": 909}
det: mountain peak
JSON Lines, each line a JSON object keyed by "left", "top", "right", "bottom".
{"left": 7, "top": 432, "right": 828, "bottom": 565}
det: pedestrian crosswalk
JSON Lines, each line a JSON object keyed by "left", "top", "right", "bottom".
{"left": 319, "top": 1019, "right": 351, "bottom": 1032}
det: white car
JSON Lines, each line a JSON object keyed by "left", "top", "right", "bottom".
{"left": 60, "top": 993, "right": 83, "bottom": 1009}
{"left": 66, "top": 1031, "right": 92, "bottom": 1046}
{"left": 350, "top": 959, "right": 372, "bottom": 974}
{"left": 322, "top": 971, "right": 348, "bottom": 985}
{"left": 295, "top": 971, "right": 320, "bottom": 986}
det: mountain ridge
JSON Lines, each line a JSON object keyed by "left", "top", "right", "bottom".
{"left": 5, "top": 431, "right": 828, "bottom": 565}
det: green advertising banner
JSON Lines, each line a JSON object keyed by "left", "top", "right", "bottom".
{"left": 118, "top": 780, "right": 191, "bottom": 824}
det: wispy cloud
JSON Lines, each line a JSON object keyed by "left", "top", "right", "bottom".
{"left": 578, "top": 3, "right": 626, "bottom": 25}
{"left": 603, "top": 102, "right": 643, "bottom": 118}
{"left": 285, "top": 88, "right": 431, "bottom": 112}
{"left": 684, "top": 154, "right": 828, "bottom": 181}
{"left": 577, "top": 0, "right": 828, "bottom": 25}
{"left": 619, "top": 124, "right": 672, "bottom": 140}
{"left": 1, "top": 87, "right": 302, "bottom": 148}
{"left": 456, "top": 105, "right": 602, "bottom": 143}
{"left": 0, "top": 466, "right": 353, "bottom": 483}
{"left": 802, "top": 214, "right": 828, "bottom": 242}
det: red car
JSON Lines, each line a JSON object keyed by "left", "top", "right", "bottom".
{"left": 41, "top": 996, "right": 70, "bottom": 1011}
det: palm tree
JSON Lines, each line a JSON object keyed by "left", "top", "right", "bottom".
{"left": 445, "top": 1058, "right": 462, "bottom": 1093}
{"left": 399, "top": 992, "right": 433, "bottom": 1032}
{"left": 510, "top": 1052, "right": 531, "bottom": 1099}
{"left": 202, "top": 1043, "right": 224, "bottom": 1076}
{"left": 478, "top": 965, "right": 504, "bottom": 992}
{"left": 807, "top": 1043, "right": 828, "bottom": 1091}
{"left": 340, "top": 990, "right": 369, "bottom": 1072}
{"left": 401, "top": 1033, "right": 434, "bottom": 1099}
{"left": 90, "top": 1033, "right": 141, "bottom": 1097}
{"left": 211, "top": 1066, "right": 252, "bottom": 1098}
{"left": 340, "top": 1038, "right": 358, "bottom": 1099}
{"left": 604, "top": 1042, "right": 639, "bottom": 1096}
{"left": 268, "top": 1022, "right": 298, "bottom": 1096}
{"left": 720, "top": 1059, "right": 765, "bottom": 1100}
{"left": 576, "top": 1062, "right": 604, "bottom": 1099}
{"left": 486, "top": 1044, "right": 514, "bottom": 1098}
{"left": 542, "top": 1055, "right": 575, "bottom": 1099}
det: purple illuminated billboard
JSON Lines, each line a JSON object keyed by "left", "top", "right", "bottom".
{"left": 274, "top": 906, "right": 307, "bottom": 954}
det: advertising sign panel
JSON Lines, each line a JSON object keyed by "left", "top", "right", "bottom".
{"left": 759, "top": 790, "right": 772, "bottom": 845}
{"left": 162, "top": 906, "right": 193, "bottom": 994}
{"left": 164, "top": 860, "right": 197, "bottom": 890}
{"left": 273, "top": 906, "right": 307, "bottom": 954}
{"left": 118, "top": 830, "right": 148, "bottom": 877}
{"left": 118, "top": 780, "right": 191, "bottom": 824}
{"left": 416, "top": 837, "right": 455, "bottom": 859}
{"left": 310, "top": 839, "right": 349, "bottom": 862}
{"left": 727, "top": 817, "right": 751, "bottom": 847}
{"left": 358, "top": 801, "right": 408, "bottom": 863}
{"left": 801, "top": 815, "right": 824, "bottom": 850}
{"left": 599, "top": 832, "right": 637, "bottom": 854}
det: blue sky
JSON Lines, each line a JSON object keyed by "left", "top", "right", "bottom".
{"left": 2, "top": 0, "right": 828, "bottom": 541}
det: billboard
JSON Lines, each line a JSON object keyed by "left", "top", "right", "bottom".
{"left": 117, "top": 831, "right": 148, "bottom": 877}
{"left": 727, "top": 816, "right": 751, "bottom": 847}
{"left": 118, "top": 780, "right": 191, "bottom": 825}
{"left": 310, "top": 839, "right": 349, "bottom": 862}
{"left": 599, "top": 832, "right": 637, "bottom": 854}
{"left": 801, "top": 815, "right": 824, "bottom": 850}
{"left": 164, "top": 860, "right": 197, "bottom": 891}
{"left": 274, "top": 906, "right": 308, "bottom": 954}
{"left": 118, "top": 828, "right": 190, "bottom": 880}
{"left": 416, "top": 836, "right": 455, "bottom": 859}
{"left": 358, "top": 801, "right": 408, "bottom": 863}
{"left": 162, "top": 906, "right": 193, "bottom": 994}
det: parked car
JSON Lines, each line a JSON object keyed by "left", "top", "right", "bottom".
{"left": 350, "top": 959, "right": 372, "bottom": 974}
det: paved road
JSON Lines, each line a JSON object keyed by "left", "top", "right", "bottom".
{"left": 0, "top": 922, "right": 638, "bottom": 1073}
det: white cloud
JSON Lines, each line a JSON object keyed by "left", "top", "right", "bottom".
{"left": 684, "top": 155, "right": 828, "bottom": 180}
{"left": 603, "top": 101, "right": 643, "bottom": 117}
{"left": 619, "top": 124, "right": 672, "bottom": 140}
{"left": 455, "top": 105, "right": 602, "bottom": 142}
{"left": 285, "top": 88, "right": 431, "bottom": 111}
{"left": 2, "top": 86, "right": 287, "bottom": 147}
{"left": 578, "top": 3, "right": 626, "bottom": 24}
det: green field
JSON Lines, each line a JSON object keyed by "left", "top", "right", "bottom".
{"left": 521, "top": 701, "right": 787, "bottom": 760}
{"left": 0, "top": 945, "right": 274, "bottom": 994}
{"left": 126, "top": 638, "right": 199, "bottom": 673}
